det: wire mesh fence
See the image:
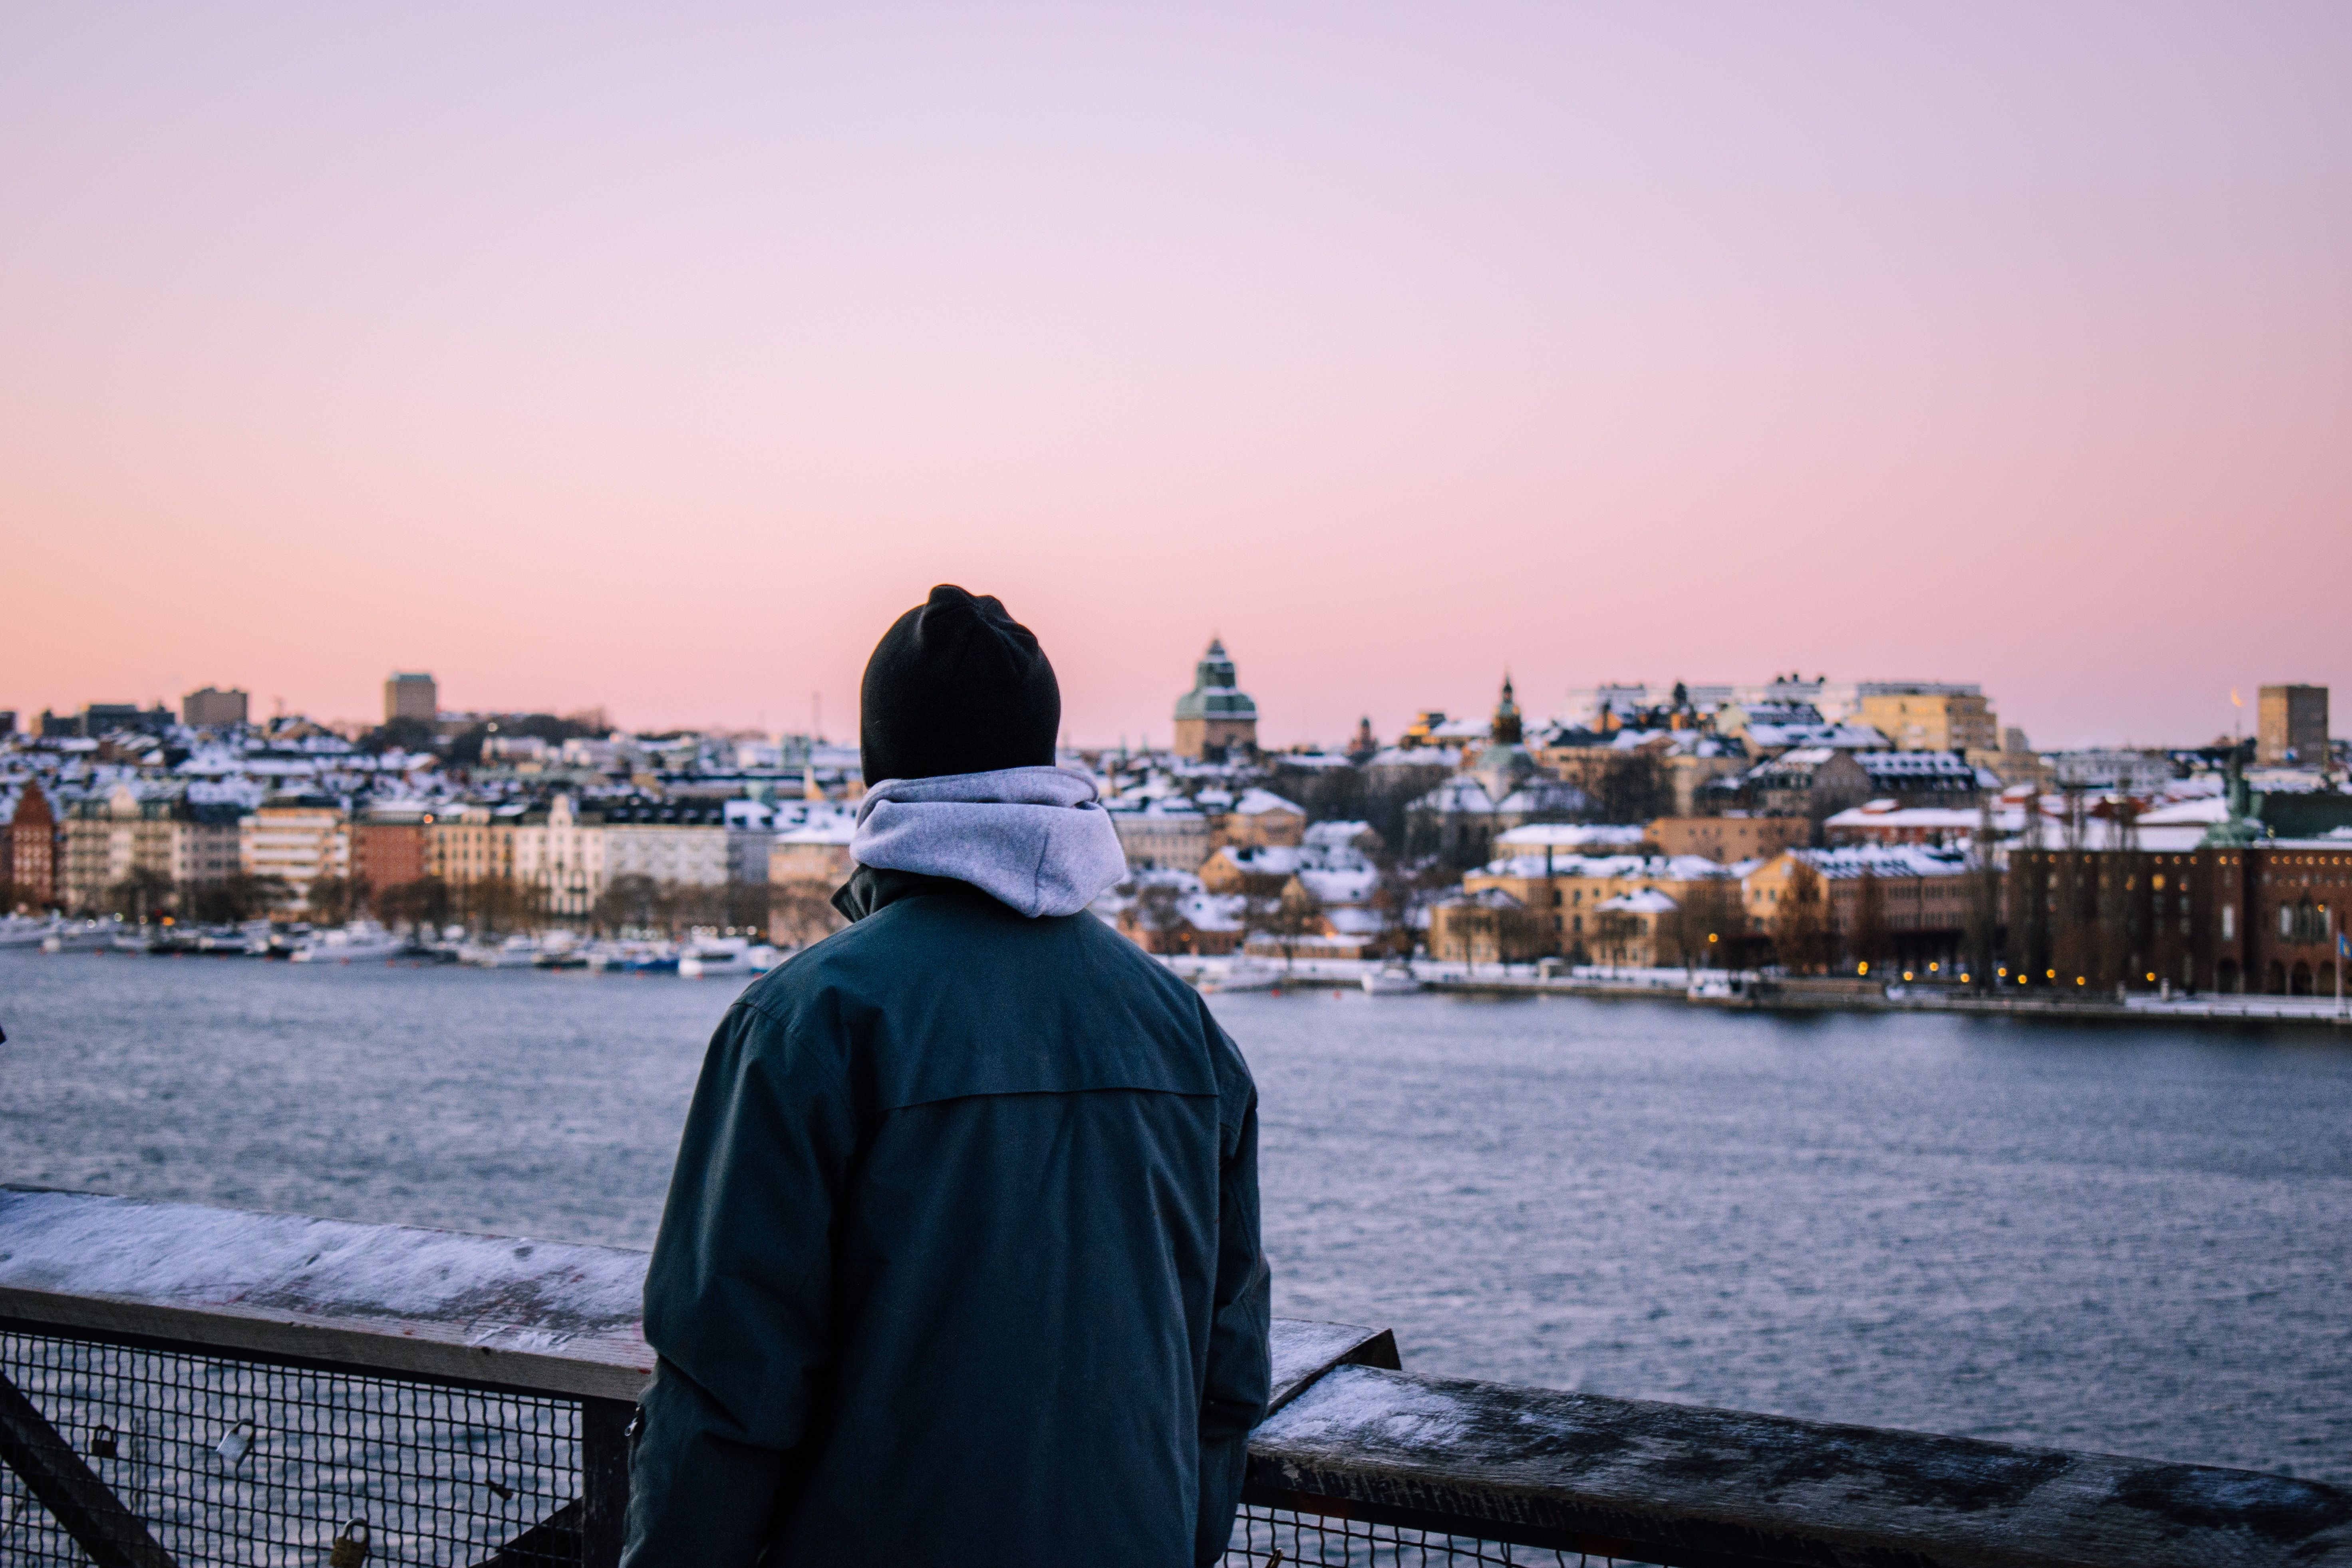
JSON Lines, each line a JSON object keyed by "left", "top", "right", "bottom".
{"left": 1, "top": 1324, "right": 1666, "bottom": 1568}
{"left": 0, "top": 1326, "right": 583, "bottom": 1567}
{"left": 1226, "top": 1503, "right": 1655, "bottom": 1567}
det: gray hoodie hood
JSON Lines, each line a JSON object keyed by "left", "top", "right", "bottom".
{"left": 850, "top": 766, "right": 1128, "bottom": 918}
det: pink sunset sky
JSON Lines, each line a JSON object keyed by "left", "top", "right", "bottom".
{"left": 4, "top": 3, "right": 2347, "bottom": 750}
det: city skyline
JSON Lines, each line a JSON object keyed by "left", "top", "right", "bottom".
{"left": 6, "top": 4, "right": 2349, "bottom": 748}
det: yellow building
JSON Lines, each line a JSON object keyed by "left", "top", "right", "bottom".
{"left": 1855, "top": 684, "right": 1996, "bottom": 753}
{"left": 1648, "top": 815, "right": 1811, "bottom": 864}
{"left": 1458, "top": 852, "right": 1733, "bottom": 960}
{"left": 426, "top": 806, "right": 514, "bottom": 887}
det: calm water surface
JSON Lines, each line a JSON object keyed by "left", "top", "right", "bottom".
{"left": 2, "top": 950, "right": 2347, "bottom": 1481}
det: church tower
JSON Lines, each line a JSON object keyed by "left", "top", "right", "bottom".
{"left": 1173, "top": 638, "right": 1259, "bottom": 761}
{"left": 1490, "top": 673, "right": 1524, "bottom": 746}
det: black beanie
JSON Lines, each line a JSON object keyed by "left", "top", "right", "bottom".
{"left": 858, "top": 585, "right": 1061, "bottom": 783}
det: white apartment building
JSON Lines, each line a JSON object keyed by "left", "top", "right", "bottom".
{"left": 603, "top": 803, "right": 728, "bottom": 886}
{"left": 511, "top": 794, "right": 610, "bottom": 917}
{"left": 239, "top": 797, "right": 350, "bottom": 906}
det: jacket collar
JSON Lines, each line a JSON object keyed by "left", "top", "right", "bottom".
{"left": 830, "top": 865, "right": 974, "bottom": 923}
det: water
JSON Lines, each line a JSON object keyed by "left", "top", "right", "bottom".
{"left": 3, "top": 951, "right": 2348, "bottom": 1483}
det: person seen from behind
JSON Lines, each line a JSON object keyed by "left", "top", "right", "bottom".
{"left": 622, "top": 584, "right": 1272, "bottom": 1566}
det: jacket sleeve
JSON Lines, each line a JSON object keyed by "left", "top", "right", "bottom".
{"left": 622, "top": 997, "right": 860, "bottom": 1568}
{"left": 1195, "top": 1070, "right": 1273, "bottom": 1565}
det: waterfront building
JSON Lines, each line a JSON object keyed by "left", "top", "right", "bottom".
{"left": 1821, "top": 801, "right": 1980, "bottom": 849}
{"left": 2005, "top": 829, "right": 2352, "bottom": 996}
{"left": 1111, "top": 869, "right": 1246, "bottom": 956}
{"left": 60, "top": 785, "right": 177, "bottom": 913}
{"left": 602, "top": 803, "right": 727, "bottom": 887}
{"left": 1742, "top": 845, "right": 1978, "bottom": 967}
{"left": 1172, "top": 639, "right": 1258, "bottom": 761}
{"left": 426, "top": 806, "right": 513, "bottom": 887}
{"left": 1213, "top": 788, "right": 1305, "bottom": 849}
{"left": 181, "top": 687, "right": 250, "bottom": 729}
{"left": 1427, "top": 887, "right": 1549, "bottom": 965}
{"left": 1741, "top": 747, "right": 1871, "bottom": 820}
{"left": 2050, "top": 749, "right": 2175, "bottom": 795}
{"left": 1108, "top": 797, "right": 1213, "bottom": 872}
{"left": 1649, "top": 815, "right": 1812, "bottom": 864}
{"left": 1453, "top": 852, "right": 1732, "bottom": 962}
{"left": 511, "top": 795, "right": 608, "bottom": 917}
{"left": 724, "top": 799, "right": 775, "bottom": 886}
{"left": 383, "top": 672, "right": 438, "bottom": 725}
{"left": 172, "top": 800, "right": 247, "bottom": 893}
{"left": 768, "top": 811, "right": 856, "bottom": 888}
{"left": 2257, "top": 685, "right": 2329, "bottom": 766}
{"left": 1197, "top": 844, "right": 1304, "bottom": 897}
{"left": 1855, "top": 750, "right": 1987, "bottom": 809}
{"left": 350, "top": 803, "right": 433, "bottom": 894}
{"left": 1854, "top": 684, "right": 1997, "bottom": 754}
{"left": 238, "top": 796, "right": 350, "bottom": 907}
{"left": 1, "top": 781, "right": 57, "bottom": 906}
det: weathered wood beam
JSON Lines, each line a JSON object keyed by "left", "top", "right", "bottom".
{"left": 1249, "top": 1363, "right": 2352, "bottom": 1568}
{"left": 0, "top": 1367, "right": 179, "bottom": 1568}
{"left": 0, "top": 1189, "right": 1394, "bottom": 1411}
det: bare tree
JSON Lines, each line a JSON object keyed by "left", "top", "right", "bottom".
{"left": 1669, "top": 877, "right": 1745, "bottom": 974}
{"left": 378, "top": 876, "right": 453, "bottom": 936}
{"left": 595, "top": 873, "right": 662, "bottom": 934}
{"left": 1247, "top": 883, "right": 1326, "bottom": 970}
{"left": 1848, "top": 868, "right": 1889, "bottom": 976}
{"left": 1772, "top": 862, "right": 1832, "bottom": 975}
{"left": 106, "top": 867, "right": 177, "bottom": 924}
{"left": 1132, "top": 881, "right": 1189, "bottom": 953}
{"left": 768, "top": 881, "right": 846, "bottom": 950}
{"left": 303, "top": 875, "right": 357, "bottom": 928}
{"left": 724, "top": 879, "right": 769, "bottom": 937}
{"left": 1370, "top": 856, "right": 1451, "bottom": 963}
{"left": 189, "top": 873, "right": 291, "bottom": 924}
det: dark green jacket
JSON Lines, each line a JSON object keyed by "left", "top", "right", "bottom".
{"left": 623, "top": 868, "right": 1270, "bottom": 1566}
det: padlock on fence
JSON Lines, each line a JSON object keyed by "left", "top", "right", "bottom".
{"left": 216, "top": 1418, "right": 256, "bottom": 1465}
{"left": 88, "top": 1424, "right": 118, "bottom": 1459}
{"left": 329, "top": 1516, "right": 371, "bottom": 1566}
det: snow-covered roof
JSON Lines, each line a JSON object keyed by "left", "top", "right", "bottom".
{"left": 1747, "top": 723, "right": 1889, "bottom": 751}
{"left": 1596, "top": 889, "right": 1679, "bottom": 914}
{"left": 776, "top": 814, "right": 856, "bottom": 845}
{"left": 1480, "top": 852, "right": 1729, "bottom": 882}
{"left": 1778, "top": 845, "right": 1973, "bottom": 879}
{"left": 1493, "top": 823, "right": 1647, "bottom": 851}
{"left": 1232, "top": 788, "right": 1303, "bottom": 817}
{"left": 1294, "top": 867, "right": 1377, "bottom": 906}
{"left": 1212, "top": 844, "right": 1304, "bottom": 876}
{"left": 1822, "top": 803, "right": 1981, "bottom": 831}
{"left": 1856, "top": 750, "right": 1977, "bottom": 780}
{"left": 1409, "top": 776, "right": 1496, "bottom": 814}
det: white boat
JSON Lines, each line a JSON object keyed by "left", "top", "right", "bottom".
{"left": 1361, "top": 963, "right": 1423, "bottom": 996}
{"left": 678, "top": 936, "right": 752, "bottom": 979}
{"left": 1200, "top": 960, "right": 1283, "bottom": 994}
{"left": 290, "top": 922, "right": 405, "bottom": 963}
{"left": 0, "top": 918, "right": 62, "bottom": 949}
{"left": 459, "top": 934, "right": 540, "bottom": 968}
{"left": 1687, "top": 972, "right": 1754, "bottom": 1002}
{"left": 41, "top": 918, "right": 123, "bottom": 953}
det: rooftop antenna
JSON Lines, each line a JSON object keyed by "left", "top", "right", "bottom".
{"left": 812, "top": 691, "right": 822, "bottom": 742}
